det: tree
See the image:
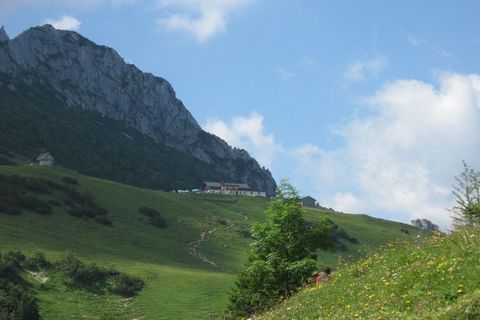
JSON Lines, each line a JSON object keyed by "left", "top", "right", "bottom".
{"left": 225, "top": 179, "right": 332, "bottom": 318}
{"left": 451, "top": 161, "right": 480, "bottom": 228}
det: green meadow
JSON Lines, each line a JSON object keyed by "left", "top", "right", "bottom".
{"left": 0, "top": 164, "right": 421, "bottom": 319}
{"left": 259, "top": 228, "right": 480, "bottom": 320}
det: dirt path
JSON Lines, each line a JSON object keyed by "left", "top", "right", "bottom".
{"left": 187, "top": 229, "right": 218, "bottom": 267}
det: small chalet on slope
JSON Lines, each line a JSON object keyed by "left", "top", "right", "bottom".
{"left": 300, "top": 196, "right": 317, "bottom": 208}
{"left": 203, "top": 181, "right": 266, "bottom": 197}
{"left": 36, "top": 152, "right": 54, "bottom": 166}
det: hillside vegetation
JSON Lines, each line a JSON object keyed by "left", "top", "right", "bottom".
{"left": 258, "top": 228, "right": 480, "bottom": 320}
{"left": 0, "top": 161, "right": 422, "bottom": 319}
{"left": 0, "top": 76, "right": 226, "bottom": 192}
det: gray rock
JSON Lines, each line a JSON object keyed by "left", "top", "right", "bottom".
{"left": 411, "top": 218, "right": 440, "bottom": 232}
{"left": 0, "top": 26, "right": 9, "bottom": 42}
{"left": 0, "top": 25, "right": 276, "bottom": 195}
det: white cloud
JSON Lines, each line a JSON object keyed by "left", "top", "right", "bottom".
{"left": 276, "top": 67, "right": 296, "bottom": 81}
{"left": 203, "top": 112, "right": 281, "bottom": 168}
{"left": 293, "top": 72, "right": 480, "bottom": 229}
{"left": 407, "top": 35, "right": 424, "bottom": 47}
{"left": 43, "top": 15, "right": 81, "bottom": 31}
{"left": 344, "top": 56, "right": 388, "bottom": 82}
{"left": 155, "top": 0, "right": 251, "bottom": 42}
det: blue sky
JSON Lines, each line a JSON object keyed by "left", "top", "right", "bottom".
{"left": 2, "top": 0, "right": 480, "bottom": 229}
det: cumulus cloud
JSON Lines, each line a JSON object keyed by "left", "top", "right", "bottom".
{"left": 344, "top": 56, "right": 388, "bottom": 82}
{"left": 155, "top": 0, "right": 251, "bottom": 42}
{"left": 203, "top": 112, "right": 281, "bottom": 168}
{"left": 43, "top": 15, "right": 81, "bottom": 31}
{"left": 293, "top": 73, "right": 480, "bottom": 229}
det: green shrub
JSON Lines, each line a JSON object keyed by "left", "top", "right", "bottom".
{"left": 138, "top": 206, "right": 160, "bottom": 217}
{"left": 26, "top": 251, "right": 51, "bottom": 270}
{"left": 0, "top": 251, "right": 40, "bottom": 320}
{"left": 107, "top": 273, "right": 144, "bottom": 297}
{"left": 139, "top": 207, "right": 167, "bottom": 228}
{"left": 95, "top": 216, "right": 113, "bottom": 226}
{"left": 0, "top": 284, "right": 40, "bottom": 320}
{"left": 62, "top": 177, "right": 78, "bottom": 185}
{"left": 0, "top": 155, "right": 14, "bottom": 165}
{"left": 150, "top": 214, "right": 167, "bottom": 228}
{"left": 58, "top": 254, "right": 108, "bottom": 286}
{"left": 22, "top": 195, "right": 51, "bottom": 214}
{"left": 0, "top": 201, "right": 21, "bottom": 215}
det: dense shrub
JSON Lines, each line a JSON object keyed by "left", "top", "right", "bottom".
{"left": 0, "top": 250, "right": 143, "bottom": 319}
{"left": 22, "top": 195, "right": 52, "bottom": 214}
{"left": 0, "top": 173, "right": 110, "bottom": 225}
{"left": 138, "top": 207, "right": 167, "bottom": 228}
{"left": 107, "top": 273, "right": 144, "bottom": 297}
{"left": 95, "top": 215, "right": 113, "bottom": 226}
{"left": 59, "top": 254, "right": 107, "bottom": 284}
{"left": 0, "top": 201, "right": 21, "bottom": 215}
{"left": 149, "top": 214, "right": 167, "bottom": 228}
{"left": 138, "top": 207, "right": 160, "bottom": 217}
{"left": 26, "top": 251, "right": 51, "bottom": 270}
{"left": 0, "top": 155, "right": 14, "bottom": 165}
{"left": 0, "top": 252, "right": 40, "bottom": 320}
{"left": 47, "top": 199, "right": 62, "bottom": 207}
{"left": 62, "top": 177, "right": 78, "bottom": 185}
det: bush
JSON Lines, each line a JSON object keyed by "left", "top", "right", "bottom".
{"left": 139, "top": 207, "right": 167, "bottom": 228}
{"left": 150, "top": 214, "right": 167, "bottom": 228}
{"left": 138, "top": 207, "right": 160, "bottom": 217}
{"left": 22, "top": 195, "right": 52, "bottom": 214}
{"left": 0, "top": 251, "right": 40, "bottom": 320}
{"left": 0, "top": 156, "right": 14, "bottom": 165}
{"left": 107, "top": 273, "right": 144, "bottom": 297}
{"left": 62, "top": 177, "right": 78, "bottom": 185}
{"left": 47, "top": 199, "right": 62, "bottom": 207}
{"left": 0, "top": 283, "right": 40, "bottom": 320}
{"left": 95, "top": 216, "right": 113, "bottom": 226}
{"left": 58, "top": 254, "right": 109, "bottom": 291}
{"left": 26, "top": 251, "right": 51, "bottom": 270}
{"left": 0, "top": 201, "right": 22, "bottom": 215}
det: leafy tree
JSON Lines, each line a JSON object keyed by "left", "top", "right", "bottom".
{"left": 451, "top": 161, "right": 480, "bottom": 228}
{"left": 225, "top": 179, "right": 332, "bottom": 318}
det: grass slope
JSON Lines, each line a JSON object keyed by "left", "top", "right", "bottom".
{"left": 259, "top": 228, "right": 480, "bottom": 320}
{"left": 0, "top": 163, "right": 421, "bottom": 319}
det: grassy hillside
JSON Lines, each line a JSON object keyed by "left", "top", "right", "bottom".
{"left": 259, "top": 228, "right": 480, "bottom": 320}
{"left": 0, "top": 162, "right": 422, "bottom": 319}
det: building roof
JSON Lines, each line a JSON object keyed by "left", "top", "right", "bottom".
{"left": 36, "top": 152, "right": 54, "bottom": 161}
{"left": 204, "top": 181, "right": 222, "bottom": 187}
{"left": 301, "top": 196, "right": 317, "bottom": 202}
{"left": 223, "top": 182, "right": 250, "bottom": 189}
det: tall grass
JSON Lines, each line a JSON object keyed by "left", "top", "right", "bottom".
{"left": 259, "top": 228, "right": 480, "bottom": 320}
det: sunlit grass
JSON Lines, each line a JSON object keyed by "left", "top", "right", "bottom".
{"left": 259, "top": 228, "right": 480, "bottom": 320}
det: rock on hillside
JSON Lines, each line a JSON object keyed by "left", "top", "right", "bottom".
{"left": 0, "top": 25, "right": 276, "bottom": 195}
{"left": 411, "top": 218, "right": 440, "bottom": 232}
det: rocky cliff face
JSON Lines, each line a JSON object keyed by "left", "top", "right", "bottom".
{"left": 0, "top": 25, "right": 276, "bottom": 195}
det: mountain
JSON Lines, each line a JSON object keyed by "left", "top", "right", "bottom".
{"left": 0, "top": 25, "right": 276, "bottom": 195}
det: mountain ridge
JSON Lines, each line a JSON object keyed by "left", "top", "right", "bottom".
{"left": 0, "top": 25, "right": 276, "bottom": 194}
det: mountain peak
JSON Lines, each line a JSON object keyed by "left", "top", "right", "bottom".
{"left": 0, "top": 25, "right": 277, "bottom": 195}
{"left": 0, "top": 26, "right": 9, "bottom": 42}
